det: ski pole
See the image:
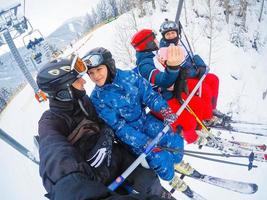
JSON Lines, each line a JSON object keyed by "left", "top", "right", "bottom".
{"left": 108, "top": 68, "right": 210, "bottom": 191}
{"left": 0, "top": 128, "right": 39, "bottom": 165}
{"left": 159, "top": 146, "right": 250, "bottom": 158}
{"left": 183, "top": 152, "right": 257, "bottom": 169}
{"left": 159, "top": 146, "right": 258, "bottom": 169}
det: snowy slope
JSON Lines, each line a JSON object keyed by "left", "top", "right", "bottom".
{"left": 1, "top": 0, "right": 267, "bottom": 199}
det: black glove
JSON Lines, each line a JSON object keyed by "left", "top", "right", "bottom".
{"left": 173, "top": 67, "right": 189, "bottom": 100}
{"left": 87, "top": 126, "right": 114, "bottom": 168}
{"left": 192, "top": 55, "right": 207, "bottom": 79}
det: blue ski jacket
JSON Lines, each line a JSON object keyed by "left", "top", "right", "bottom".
{"left": 135, "top": 51, "right": 179, "bottom": 100}
{"left": 90, "top": 69, "right": 184, "bottom": 181}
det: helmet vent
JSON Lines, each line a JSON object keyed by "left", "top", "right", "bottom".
{"left": 48, "top": 69, "right": 60, "bottom": 76}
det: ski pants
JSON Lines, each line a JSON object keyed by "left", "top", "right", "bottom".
{"left": 151, "top": 96, "right": 201, "bottom": 144}
{"left": 143, "top": 114, "right": 184, "bottom": 181}
{"left": 187, "top": 73, "right": 219, "bottom": 120}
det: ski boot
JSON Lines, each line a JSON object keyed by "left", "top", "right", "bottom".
{"left": 175, "top": 160, "right": 204, "bottom": 179}
{"left": 195, "top": 130, "right": 209, "bottom": 146}
{"left": 169, "top": 175, "right": 188, "bottom": 192}
{"left": 174, "top": 160, "right": 194, "bottom": 176}
{"left": 169, "top": 175, "right": 196, "bottom": 198}
{"left": 212, "top": 109, "right": 232, "bottom": 122}
{"left": 204, "top": 109, "right": 232, "bottom": 127}
{"left": 204, "top": 115, "right": 224, "bottom": 127}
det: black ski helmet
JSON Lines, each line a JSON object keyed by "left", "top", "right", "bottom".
{"left": 82, "top": 47, "right": 116, "bottom": 79}
{"left": 159, "top": 19, "right": 181, "bottom": 39}
{"left": 36, "top": 55, "right": 87, "bottom": 101}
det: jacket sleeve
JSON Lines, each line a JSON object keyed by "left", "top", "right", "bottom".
{"left": 91, "top": 95, "right": 150, "bottom": 155}
{"left": 53, "top": 172, "right": 166, "bottom": 200}
{"left": 134, "top": 72, "right": 169, "bottom": 112}
{"left": 181, "top": 54, "right": 207, "bottom": 78}
{"left": 137, "top": 52, "right": 179, "bottom": 88}
{"left": 38, "top": 112, "right": 96, "bottom": 194}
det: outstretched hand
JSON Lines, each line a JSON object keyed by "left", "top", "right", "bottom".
{"left": 166, "top": 45, "right": 184, "bottom": 68}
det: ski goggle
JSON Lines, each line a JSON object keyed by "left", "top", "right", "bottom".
{"left": 160, "top": 21, "right": 178, "bottom": 32}
{"left": 71, "top": 54, "right": 88, "bottom": 77}
{"left": 83, "top": 53, "right": 104, "bottom": 68}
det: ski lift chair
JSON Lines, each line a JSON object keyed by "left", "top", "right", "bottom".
{"left": 33, "top": 52, "right": 42, "bottom": 64}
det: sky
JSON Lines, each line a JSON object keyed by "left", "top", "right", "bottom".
{"left": 0, "top": 0, "right": 99, "bottom": 36}
{"left": 0, "top": 0, "right": 99, "bottom": 54}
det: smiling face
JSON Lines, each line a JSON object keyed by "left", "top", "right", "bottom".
{"left": 87, "top": 64, "right": 108, "bottom": 87}
{"left": 164, "top": 30, "right": 178, "bottom": 40}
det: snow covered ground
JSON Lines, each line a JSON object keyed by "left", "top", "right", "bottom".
{"left": 1, "top": 0, "right": 267, "bottom": 199}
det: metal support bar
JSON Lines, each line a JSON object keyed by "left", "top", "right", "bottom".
{"left": 3, "top": 29, "right": 39, "bottom": 93}
{"left": 175, "top": 0, "right": 184, "bottom": 24}
{"left": 0, "top": 128, "right": 39, "bottom": 165}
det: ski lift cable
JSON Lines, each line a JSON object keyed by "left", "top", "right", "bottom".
{"left": 23, "top": 0, "right": 26, "bottom": 18}
{"left": 175, "top": 0, "right": 184, "bottom": 25}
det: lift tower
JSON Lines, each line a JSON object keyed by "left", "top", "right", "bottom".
{"left": 0, "top": 3, "right": 46, "bottom": 101}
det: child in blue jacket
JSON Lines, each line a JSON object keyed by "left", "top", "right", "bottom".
{"left": 83, "top": 47, "right": 192, "bottom": 192}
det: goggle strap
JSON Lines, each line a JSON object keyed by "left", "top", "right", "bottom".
{"left": 71, "top": 54, "right": 79, "bottom": 71}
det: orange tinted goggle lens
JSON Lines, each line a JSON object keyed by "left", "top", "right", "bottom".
{"left": 74, "top": 57, "right": 87, "bottom": 73}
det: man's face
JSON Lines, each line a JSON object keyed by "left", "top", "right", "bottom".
{"left": 72, "top": 77, "right": 86, "bottom": 91}
{"left": 87, "top": 64, "right": 108, "bottom": 87}
{"left": 164, "top": 31, "right": 178, "bottom": 40}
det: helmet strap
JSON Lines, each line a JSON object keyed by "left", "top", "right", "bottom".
{"left": 104, "top": 67, "right": 112, "bottom": 84}
{"left": 78, "top": 99, "right": 89, "bottom": 117}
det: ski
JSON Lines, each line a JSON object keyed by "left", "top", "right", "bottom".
{"left": 226, "top": 140, "right": 266, "bottom": 152}
{"left": 210, "top": 124, "right": 267, "bottom": 137}
{"left": 208, "top": 114, "right": 267, "bottom": 136}
{"left": 214, "top": 136, "right": 266, "bottom": 152}
{"left": 205, "top": 138, "right": 267, "bottom": 162}
{"left": 175, "top": 169, "right": 258, "bottom": 194}
{"left": 169, "top": 175, "right": 207, "bottom": 200}
{"left": 226, "top": 119, "right": 267, "bottom": 126}
{"left": 212, "top": 111, "right": 267, "bottom": 127}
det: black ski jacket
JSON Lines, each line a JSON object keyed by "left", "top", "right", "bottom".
{"left": 38, "top": 95, "right": 168, "bottom": 200}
